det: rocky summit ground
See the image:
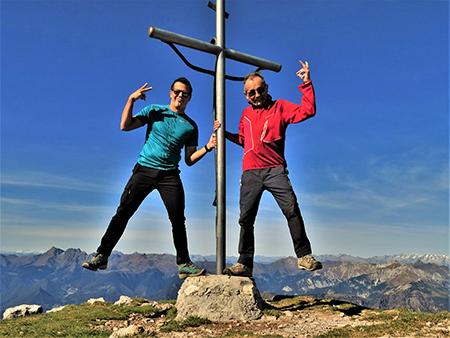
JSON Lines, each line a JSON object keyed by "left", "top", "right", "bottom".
{"left": 93, "top": 297, "right": 450, "bottom": 338}
{"left": 102, "top": 309, "right": 376, "bottom": 337}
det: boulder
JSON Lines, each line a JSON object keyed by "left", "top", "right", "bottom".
{"left": 176, "top": 275, "right": 265, "bottom": 322}
{"left": 3, "top": 304, "right": 43, "bottom": 319}
{"left": 109, "top": 324, "right": 143, "bottom": 338}
{"left": 87, "top": 297, "right": 105, "bottom": 304}
{"left": 47, "top": 305, "right": 67, "bottom": 313}
{"left": 114, "top": 296, "right": 133, "bottom": 305}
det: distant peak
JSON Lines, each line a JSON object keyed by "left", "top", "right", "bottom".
{"left": 45, "top": 247, "right": 64, "bottom": 255}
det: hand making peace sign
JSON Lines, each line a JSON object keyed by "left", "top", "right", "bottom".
{"left": 296, "top": 60, "right": 310, "bottom": 83}
{"left": 129, "top": 83, "right": 153, "bottom": 102}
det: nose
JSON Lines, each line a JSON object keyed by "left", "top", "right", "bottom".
{"left": 253, "top": 91, "right": 262, "bottom": 100}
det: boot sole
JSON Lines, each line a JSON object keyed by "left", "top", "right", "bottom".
{"left": 222, "top": 268, "right": 252, "bottom": 277}
{"left": 299, "top": 264, "right": 323, "bottom": 272}
{"left": 82, "top": 263, "right": 107, "bottom": 271}
{"left": 179, "top": 268, "right": 206, "bottom": 279}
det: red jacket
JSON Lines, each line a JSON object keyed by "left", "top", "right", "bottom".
{"left": 239, "top": 81, "right": 316, "bottom": 171}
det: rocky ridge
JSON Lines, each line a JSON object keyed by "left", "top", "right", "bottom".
{"left": 1, "top": 247, "right": 448, "bottom": 315}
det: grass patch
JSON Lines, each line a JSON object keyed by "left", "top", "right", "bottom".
{"left": 263, "top": 308, "right": 284, "bottom": 319}
{"left": 0, "top": 308, "right": 111, "bottom": 338}
{"left": 2, "top": 297, "right": 448, "bottom": 338}
{"left": 0, "top": 299, "right": 160, "bottom": 338}
{"left": 161, "top": 315, "right": 211, "bottom": 332}
{"left": 164, "top": 306, "right": 178, "bottom": 320}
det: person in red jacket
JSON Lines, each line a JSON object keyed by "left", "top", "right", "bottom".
{"left": 223, "top": 60, "right": 322, "bottom": 277}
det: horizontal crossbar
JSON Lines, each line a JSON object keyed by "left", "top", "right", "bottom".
{"left": 148, "top": 26, "right": 281, "bottom": 72}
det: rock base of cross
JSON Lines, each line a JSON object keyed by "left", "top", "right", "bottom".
{"left": 176, "top": 274, "right": 265, "bottom": 322}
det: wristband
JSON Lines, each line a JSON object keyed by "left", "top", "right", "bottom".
{"left": 204, "top": 145, "right": 212, "bottom": 153}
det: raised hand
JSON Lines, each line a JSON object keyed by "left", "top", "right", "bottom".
{"left": 296, "top": 60, "right": 310, "bottom": 83}
{"left": 130, "top": 83, "right": 153, "bottom": 102}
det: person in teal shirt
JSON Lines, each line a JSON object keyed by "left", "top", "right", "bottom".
{"left": 83, "top": 78, "right": 219, "bottom": 279}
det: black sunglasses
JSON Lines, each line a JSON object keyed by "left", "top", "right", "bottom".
{"left": 246, "top": 86, "right": 265, "bottom": 97}
{"left": 172, "top": 90, "right": 190, "bottom": 97}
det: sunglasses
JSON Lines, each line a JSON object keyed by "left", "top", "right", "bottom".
{"left": 172, "top": 90, "right": 190, "bottom": 97}
{"left": 246, "top": 86, "right": 265, "bottom": 97}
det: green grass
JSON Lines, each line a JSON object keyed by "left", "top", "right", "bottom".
{"left": 0, "top": 299, "right": 163, "bottom": 338}
{"left": 1, "top": 306, "right": 110, "bottom": 338}
{"left": 1, "top": 297, "right": 448, "bottom": 338}
{"left": 161, "top": 315, "right": 211, "bottom": 332}
{"left": 262, "top": 308, "right": 285, "bottom": 319}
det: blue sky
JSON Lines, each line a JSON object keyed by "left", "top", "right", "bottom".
{"left": 1, "top": 0, "right": 448, "bottom": 258}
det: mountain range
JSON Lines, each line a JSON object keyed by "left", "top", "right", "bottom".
{"left": 1, "top": 247, "right": 448, "bottom": 315}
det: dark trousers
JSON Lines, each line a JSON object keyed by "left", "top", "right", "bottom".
{"left": 97, "top": 163, "right": 190, "bottom": 265}
{"left": 237, "top": 166, "right": 312, "bottom": 268}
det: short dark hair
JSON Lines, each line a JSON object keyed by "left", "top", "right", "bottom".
{"left": 243, "top": 71, "right": 266, "bottom": 91}
{"left": 171, "top": 77, "right": 193, "bottom": 95}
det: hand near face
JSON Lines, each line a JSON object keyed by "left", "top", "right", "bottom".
{"left": 130, "top": 83, "right": 153, "bottom": 102}
{"left": 296, "top": 60, "right": 311, "bottom": 83}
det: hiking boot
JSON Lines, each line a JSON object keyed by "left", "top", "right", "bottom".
{"left": 178, "top": 262, "right": 205, "bottom": 279}
{"left": 82, "top": 253, "right": 108, "bottom": 271}
{"left": 222, "top": 263, "right": 253, "bottom": 277}
{"left": 298, "top": 254, "right": 323, "bottom": 271}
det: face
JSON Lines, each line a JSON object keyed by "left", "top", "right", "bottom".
{"left": 244, "top": 76, "right": 268, "bottom": 107}
{"left": 170, "top": 82, "right": 191, "bottom": 112}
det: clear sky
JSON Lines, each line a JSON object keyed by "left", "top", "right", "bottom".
{"left": 1, "top": 0, "right": 448, "bottom": 258}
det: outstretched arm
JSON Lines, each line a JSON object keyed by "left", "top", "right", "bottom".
{"left": 185, "top": 120, "right": 220, "bottom": 166}
{"left": 289, "top": 60, "right": 315, "bottom": 122}
{"left": 225, "top": 131, "right": 243, "bottom": 147}
{"left": 121, "top": 83, "right": 153, "bottom": 131}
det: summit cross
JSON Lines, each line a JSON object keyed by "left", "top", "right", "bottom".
{"left": 148, "top": 0, "right": 281, "bottom": 274}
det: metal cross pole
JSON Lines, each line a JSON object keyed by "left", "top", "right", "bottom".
{"left": 215, "top": 0, "right": 227, "bottom": 276}
{"left": 148, "top": 0, "right": 281, "bottom": 274}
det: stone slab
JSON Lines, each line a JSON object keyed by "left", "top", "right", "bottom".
{"left": 176, "top": 274, "right": 265, "bottom": 322}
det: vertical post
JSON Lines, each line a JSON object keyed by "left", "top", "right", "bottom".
{"left": 215, "top": 0, "right": 226, "bottom": 274}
